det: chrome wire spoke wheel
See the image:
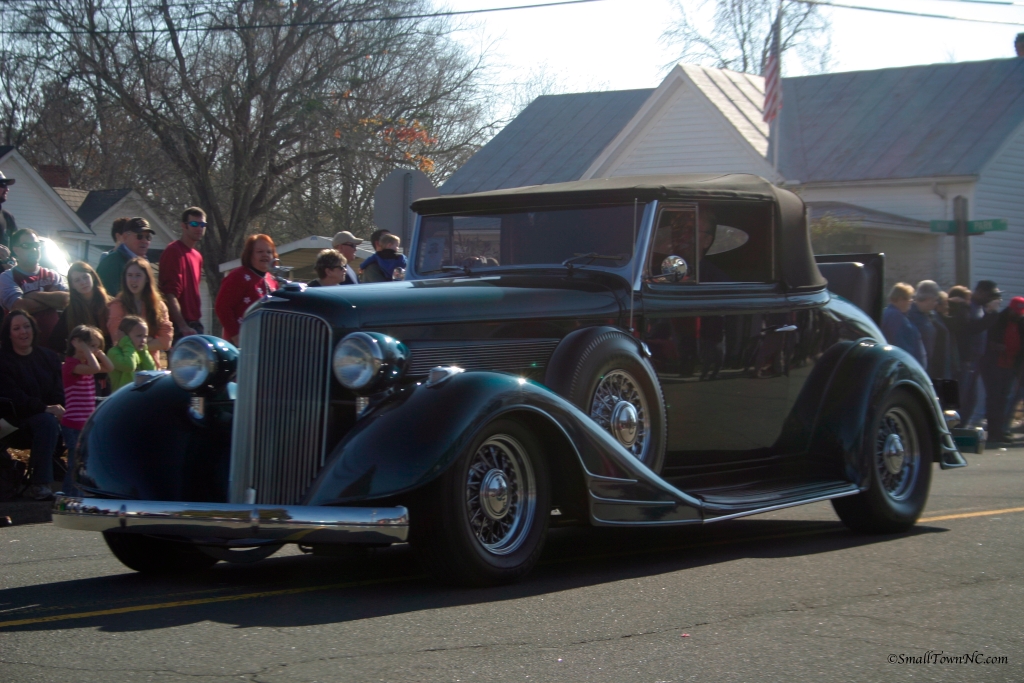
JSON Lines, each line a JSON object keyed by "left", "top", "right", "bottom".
{"left": 875, "top": 406, "right": 921, "bottom": 501}
{"left": 465, "top": 434, "right": 537, "bottom": 556}
{"left": 589, "top": 369, "right": 651, "bottom": 463}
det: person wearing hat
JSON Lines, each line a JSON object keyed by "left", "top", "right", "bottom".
{"left": 956, "top": 280, "right": 1003, "bottom": 426}
{"left": 0, "top": 171, "right": 17, "bottom": 270}
{"left": 330, "top": 231, "right": 361, "bottom": 285}
{"left": 982, "top": 296, "right": 1024, "bottom": 445}
{"left": 96, "top": 217, "right": 155, "bottom": 296}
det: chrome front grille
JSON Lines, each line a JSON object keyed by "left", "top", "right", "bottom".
{"left": 229, "top": 310, "right": 332, "bottom": 505}
{"left": 405, "top": 339, "right": 559, "bottom": 376}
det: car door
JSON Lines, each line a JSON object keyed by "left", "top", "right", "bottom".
{"left": 640, "top": 201, "right": 795, "bottom": 469}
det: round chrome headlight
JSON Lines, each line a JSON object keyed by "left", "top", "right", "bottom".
{"left": 170, "top": 336, "right": 237, "bottom": 392}
{"left": 332, "top": 332, "right": 408, "bottom": 394}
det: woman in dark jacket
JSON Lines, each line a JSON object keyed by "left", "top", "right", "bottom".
{"left": 0, "top": 310, "right": 64, "bottom": 500}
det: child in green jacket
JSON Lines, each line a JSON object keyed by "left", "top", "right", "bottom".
{"left": 108, "top": 315, "right": 156, "bottom": 391}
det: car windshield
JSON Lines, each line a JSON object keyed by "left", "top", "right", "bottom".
{"left": 415, "top": 204, "right": 646, "bottom": 273}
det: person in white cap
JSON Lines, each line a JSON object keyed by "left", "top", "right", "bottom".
{"left": 0, "top": 171, "right": 17, "bottom": 269}
{"left": 330, "top": 231, "right": 361, "bottom": 285}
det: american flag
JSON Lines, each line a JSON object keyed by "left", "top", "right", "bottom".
{"left": 763, "top": 11, "right": 782, "bottom": 125}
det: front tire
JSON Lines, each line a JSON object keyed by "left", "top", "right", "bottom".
{"left": 103, "top": 532, "right": 219, "bottom": 574}
{"left": 411, "top": 418, "right": 550, "bottom": 586}
{"left": 832, "top": 388, "right": 933, "bottom": 533}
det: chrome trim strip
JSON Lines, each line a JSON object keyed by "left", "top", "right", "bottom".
{"left": 588, "top": 492, "right": 678, "bottom": 506}
{"left": 701, "top": 488, "right": 860, "bottom": 523}
{"left": 52, "top": 496, "right": 408, "bottom": 544}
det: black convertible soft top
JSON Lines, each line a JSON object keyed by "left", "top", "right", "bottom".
{"left": 412, "top": 174, "right": 779, "bottom": 214}
{"left": 411, "top": 174, "right": 826, "bottom": 291}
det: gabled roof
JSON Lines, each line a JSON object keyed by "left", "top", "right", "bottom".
{"left": 53, "top": 187, "right": 89, "bottom": 211}
{"left": 679, "top": 65, "right": 768, "bottom": 156}
{"left": 0, "top": 145, "right": 14, "bottom": 159}
{"left": 75, "top": 188, "right": 133, "bottom": 224}
{"left": 439, "top": 89, "right": 654, "bottom": 195}
{"left": 775, "top": 58, "right": 1024, "bottom": 183}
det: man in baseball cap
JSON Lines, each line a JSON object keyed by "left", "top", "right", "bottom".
{"left": 0, "top": 171, "right": 17, "bottom": 270}
{"left": 97, "top": 217, "right": 155, "bottom": 295}
{"left": 331, "top": 231, "right": 361, "bottom": 285}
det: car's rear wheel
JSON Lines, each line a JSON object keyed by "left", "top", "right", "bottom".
{"left": 832, "top": 388, "right": 933, "bottom": 533}
{"left": 103, "top": 532, "right": 219, "bottom": 574}
{"left": 411, "top": 418, "right": 550, "bottom": 586}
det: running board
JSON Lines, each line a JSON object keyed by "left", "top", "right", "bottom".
{"left": 587, "top": 479, "right": 860, "bottom": 527}
{"left": 702, "top": 485, "right": 859, "bottom": 523}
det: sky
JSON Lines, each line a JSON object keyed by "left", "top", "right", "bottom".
{"left": 444, "top": 0, "right": 1024, "bottom": 99}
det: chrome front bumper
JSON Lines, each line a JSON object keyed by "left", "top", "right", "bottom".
{"left": 52, "top": 496, "right": 409, "bottom": 544}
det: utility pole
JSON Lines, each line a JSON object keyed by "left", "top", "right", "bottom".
{"left": 954, "top": 195, "right": 970, "bottom": 286}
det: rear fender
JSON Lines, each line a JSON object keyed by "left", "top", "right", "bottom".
{"left": 809, "top": 339, "right": 966, "bottom": 489}
{"left": 304, "top": 372, "right": 704, "bottom": 524}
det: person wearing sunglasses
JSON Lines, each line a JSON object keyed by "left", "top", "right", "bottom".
{"left": 96, "top": 217, "right": 155, "bottom": 296}
{"left": 330, "top": 231, "right": 361, "bottom": 285}
{"left": 159, "top": 207, "right": 207, "bottom": 342}
{"left": 0, "top": 229, "right": 69, "bottom": 343}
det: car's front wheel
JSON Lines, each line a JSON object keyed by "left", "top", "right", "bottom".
{"left": 832, "top": 388, "right": 933, "bottom": 533}
{"left": 411, "top": 418, "right": 550, "bottom": 586}
{"left": 103, "top": 532, "right": 219, "bottom": 574}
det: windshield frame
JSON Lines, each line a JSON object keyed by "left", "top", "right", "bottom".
{"left": 406, "top": 202, "right": 657, "bottom": 283}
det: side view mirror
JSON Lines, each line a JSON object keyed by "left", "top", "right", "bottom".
{"left": 650, "top": 255, "right": 689, "bottom": 283}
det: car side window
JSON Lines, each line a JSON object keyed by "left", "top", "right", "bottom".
{"left": 695, "top": 200, "right": 773, "bottom": 283}
{"left": 648, "top": 207, "right": 697, "bottom": 283}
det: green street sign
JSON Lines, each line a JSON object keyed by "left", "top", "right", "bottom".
{"left": 968, "top": 219, "right": 1007, "bottom": 234}
{"left": 929, "top": 218, "right": 1008, "bottom": 234}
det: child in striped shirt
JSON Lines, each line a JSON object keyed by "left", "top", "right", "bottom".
{"left": 61, "top": 325, "right": 113, "bottom": 496}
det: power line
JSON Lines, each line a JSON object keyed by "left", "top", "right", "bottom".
{"left": 794, "top": 0, "right": 1024, "bottom": 25}
{"left": 0, "top": 0, "right": 611, "bottom": 35}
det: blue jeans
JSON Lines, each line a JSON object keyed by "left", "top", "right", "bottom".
{"left": 25, "top": 412, "right": 60, "bottom": 485}
{"left": 61, "top": 426, "right": 80, "bottom": 496}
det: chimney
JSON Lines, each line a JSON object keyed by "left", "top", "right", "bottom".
{"left": 38, "top": 164, "right": 71, "bottom": 188}
{"left": 1017, "top": 33, "right": 1024, "bottom": 58}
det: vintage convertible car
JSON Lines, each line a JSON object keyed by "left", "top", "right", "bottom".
{"left": 53, "top": 174, "right": 966, "bottom": 585}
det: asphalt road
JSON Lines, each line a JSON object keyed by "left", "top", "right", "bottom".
{"left": 2, "top": 448, "right": 1023, "bottom": 683}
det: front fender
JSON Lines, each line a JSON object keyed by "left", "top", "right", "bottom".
{"left": 77, "top": 375, "right": 233, "bottom": 501}
{"left": 305, "top": 372, "right": 703, "bottom": 525}
{"left": 810, "top": 339, "right": 966, "bottom": 489}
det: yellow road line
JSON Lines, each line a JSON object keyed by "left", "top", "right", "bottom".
{"left": 5, "top": 504, "right": 1024, "bottom": 630}
{"left": 919, "top": 505, "right": 1024, "bottom": 523}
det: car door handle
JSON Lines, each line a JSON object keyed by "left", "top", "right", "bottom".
{"left": 772, "top": 325, "right": 797, "bottom": 333}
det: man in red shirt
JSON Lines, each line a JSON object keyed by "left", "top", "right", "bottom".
{"left": 159, "top": 207, "right": 206, "bottom": 342}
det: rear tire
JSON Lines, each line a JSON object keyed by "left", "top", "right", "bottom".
{"left": 832, "top": 388, "right": 933, "bottom": 533}
{"left": 411, "top": 418, "right": 550, "bottom": 586}
{"left": 103, "top": 532, "right": 219, "bottom": 574}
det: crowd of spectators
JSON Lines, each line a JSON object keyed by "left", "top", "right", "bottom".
{"left": 0, "top": 190, "right": 210, "bottom": 499}
{"left": 882, "top": 278, "right": 1024, "bottom": 446}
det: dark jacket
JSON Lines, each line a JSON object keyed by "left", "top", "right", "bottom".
{"left": 95, "top": 248, "right": 130, "bottom": 296}
{"left": 881, "top": 304, "right": 926, "bottom": 367}
{"left": 0, "top": 346, "right": 64, "bottom": 422}
{"left": 984, "top": 309, "right": 1024, "bottom": 372}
